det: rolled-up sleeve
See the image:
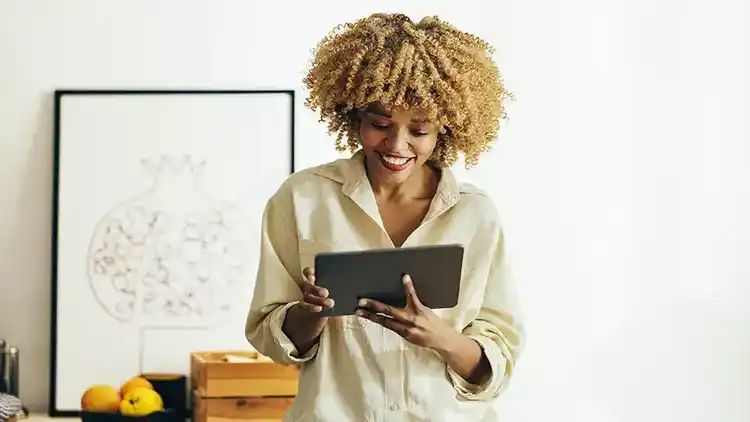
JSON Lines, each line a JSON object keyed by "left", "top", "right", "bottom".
{"left": 244, "top": 193, "right": 317, "bottom": 365}
{"left": 446, "top": 224, "right": 525, "bottom": 401}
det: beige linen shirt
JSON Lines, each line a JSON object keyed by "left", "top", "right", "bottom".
{"left": 245, "top": 151, "right": 524, "bottom": 422}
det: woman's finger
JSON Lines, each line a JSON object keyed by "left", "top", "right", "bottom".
{"left": 300, "top": 282, "right": 329, "bottom": 298}
{"left": 359, "top": 299, "right": 416, "bottom": 326}
{"left": 402, "top": 274, "right": 423, "bottom": 310}
{"left": 303, "top": 267, "right": 316, "bottom": 284}
{"left": 356, "top": 309, "right": 413, "bottom": 338}
{"left": 297, "top": 301, "right": 323, "bottom": 313}
{"left": 304, "top": 292, "right": 335, "bottom": 308}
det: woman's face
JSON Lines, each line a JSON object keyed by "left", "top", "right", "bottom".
{"left": 358, "top": 102, "right": 440, "bottom": 185}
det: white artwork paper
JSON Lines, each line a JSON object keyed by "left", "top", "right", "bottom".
{"left": 51, "top": 90, "right": 294, "bottom": 413}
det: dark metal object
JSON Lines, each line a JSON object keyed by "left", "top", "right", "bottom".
{"left": 6, "top": 348, "right": 18, "bottom": 398}
{"left": 0, "top": 340, "right": 7, "bottom": 393}
{"left": 0, "top": 342, "right": 26, "bottom": 420}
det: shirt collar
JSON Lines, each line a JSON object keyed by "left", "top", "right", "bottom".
{"left": 313, "top": 150, "right": 461, "bottom": 227}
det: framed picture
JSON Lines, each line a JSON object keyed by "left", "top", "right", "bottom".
{"left": 49, "top": 89, "right": 295, "bottom": 416}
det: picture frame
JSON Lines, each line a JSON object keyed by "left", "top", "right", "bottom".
{"left": 49, "top": 89, "right": 295, "bottom": 416}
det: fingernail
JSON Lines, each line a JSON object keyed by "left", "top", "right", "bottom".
{"left": 358, "top": 299, "right": 368, "bottom": 307}
{"left": 319, "top": 288, "right": 328, "bottom": 296}
{"left": 355, "top": 310, "right": 364, "bottom": 317}
{"left": 403, "top": 274, "right": 412, "bottom": 283}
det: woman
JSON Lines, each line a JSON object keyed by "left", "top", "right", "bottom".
{"left": 245, "top": 13, "right": 524, "bottom": 421}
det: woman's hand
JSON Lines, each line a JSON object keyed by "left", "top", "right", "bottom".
{"left": 355, "top": 274, "right": 462, "bottom": 351}
{"left": 356, "top": 273, "right": 493, "bottom": 385}
{"left": 296, "top": 267, "right": 335, "bottom": 313}
{"left": 281, "top": 267, "right": 334, "bottom": 355}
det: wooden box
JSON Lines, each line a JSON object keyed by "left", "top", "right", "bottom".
{"left": 190, "top": 351, "right": 299, "bottom": 398}
{"left": 192, "top": 392, "right": 294, "bottom": 422}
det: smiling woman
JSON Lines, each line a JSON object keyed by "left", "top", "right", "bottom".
{"left": 358, "top": 102, "right": 435, "bottom": 173}
{"left": 303, "top": 13, "right": 511, "bottom": 169}
{"left": 245, "top": 12, "right": 524, "bottom": 422}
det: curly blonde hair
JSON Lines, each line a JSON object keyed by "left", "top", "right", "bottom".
{"left": 303, "top": 13, "right": 512, "bottom": 167}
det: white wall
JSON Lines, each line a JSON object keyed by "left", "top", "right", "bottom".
{"left": 1, "top": 0, "right": 748, "bottom": 420}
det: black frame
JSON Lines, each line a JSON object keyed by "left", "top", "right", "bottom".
{"left": 48, "top": 89, "right": 296, "bottom": 417}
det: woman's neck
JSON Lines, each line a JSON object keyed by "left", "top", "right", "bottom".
{"left": 369, "top": 163, "right": 440, "bottom": 203}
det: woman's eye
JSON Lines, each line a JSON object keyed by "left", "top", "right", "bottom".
{"left": 372, "top": 121, "right": 390, "bottom": 129}
{"left": 412, "top": 131, "right": 429, "bottom": 137}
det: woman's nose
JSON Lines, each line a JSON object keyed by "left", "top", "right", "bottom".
{"left": 385, "top": 129, "right": 410, "bottom": 150}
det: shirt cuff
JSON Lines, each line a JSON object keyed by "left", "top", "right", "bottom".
{"left": 268, "top": 301, "right": 319, "bottom": 364}
{"left": 446, "top": 335, "right": 508, "bottom": 401}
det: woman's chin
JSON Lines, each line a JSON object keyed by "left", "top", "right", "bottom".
{"left": 368, "top": 157, "right": 417, "bottom": 183}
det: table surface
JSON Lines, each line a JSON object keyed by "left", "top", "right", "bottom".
{"left": 26, "top": 414, "right": 76, "bottom": 422}
{"left": 24, "top": 414, "right": 191, "bottom": 422}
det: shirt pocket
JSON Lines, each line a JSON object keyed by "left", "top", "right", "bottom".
{"left": 298, "top": 238, "right": 365, "bottom": 331}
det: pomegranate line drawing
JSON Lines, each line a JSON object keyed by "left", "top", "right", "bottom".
{"left": 86, "top": 154, "right": 255, "bottom": 328}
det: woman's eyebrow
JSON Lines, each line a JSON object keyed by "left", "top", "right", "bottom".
{"left": 365, "top": 109, "right": 429, "bottom": 123}
{"left": 365, "top": 108, "right": 391, "bottom": 118}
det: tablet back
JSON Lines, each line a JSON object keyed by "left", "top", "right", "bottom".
{"left": 314, "top": 244, "right": 464, "bottom": 317}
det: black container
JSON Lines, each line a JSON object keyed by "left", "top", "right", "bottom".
{"left": 141, "top": 374, "right": 187, "bottom": 419}
{"left": 80, "top": 374, "right": 187, "bottom": 422}
{"left": 80, "top": 409, "right": 181, "bottom": 422}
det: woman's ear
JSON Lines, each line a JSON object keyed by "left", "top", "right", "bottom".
{"left": 428, "top": 136, "right": 451, "bottom": 168}
{"left": 346, "top": 108, "right": 363, "bottom": 140}
{"left": 343, "top": 107, "right": 360, "bottom": 125}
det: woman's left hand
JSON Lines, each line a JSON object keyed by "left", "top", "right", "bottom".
{"left": 355, "top": 274, "right": 461, "bottom": 351}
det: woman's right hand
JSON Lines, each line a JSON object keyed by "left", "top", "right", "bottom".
{"left": 296, "top": 267, "right": 335, "bottom": 314}
{"left": 281, "top": 267, "right": 334, "bottom": 355}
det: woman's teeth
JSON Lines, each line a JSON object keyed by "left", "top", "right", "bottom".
{"left": 381, "top": 155, "right": 411, "bottom": 165}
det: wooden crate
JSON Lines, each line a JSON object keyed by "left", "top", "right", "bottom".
{"left": 192, "top": 391, "right": 294, "bottom": 422}
{"left": 190, "top": 350, "right": 299, "bottom": 398}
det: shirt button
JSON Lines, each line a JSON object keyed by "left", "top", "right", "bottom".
{"left": 389, "top": 403, "right": 399, "bottom": 411}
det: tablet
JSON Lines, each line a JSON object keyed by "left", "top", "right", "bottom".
{"left": 313, "top": 244, "right": 465, "bottom": 317}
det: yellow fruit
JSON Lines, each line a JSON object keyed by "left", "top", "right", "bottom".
{"left": 81, "top": 385, "right": 121, "bottom": 413}
{"left": 120, "top": 376, "right": 153, "bottom": 397}
{"left": 119, "top": 387, "right": 164, "bottom": 416}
